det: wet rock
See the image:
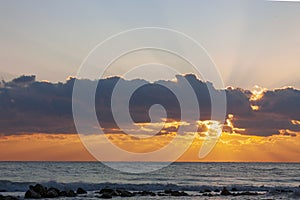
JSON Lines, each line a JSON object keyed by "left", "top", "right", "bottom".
{"left": 246, "top": 191, "right": 259, "bottom": 195}
{"left": 77, "top": 187, "right": 87, "bottom": 194}
{"left": 25, "top": 189, "right": 42, "bottom": 199}
{"left": 203, "top": 193, "right": 214, "bottom": 197}
{"left": 58, "top": 190, "right": 67, "bottom": 197}
{"left": 171, "top": 191, "right": 188, "bottom": 196}
{"left": 157, "top": 192, "right": 167, "bottom": 196}
{"left": 29, "top": 184, "right": 47, "bottom": 197}
{"left": 164, "top": 189, "right": 172, "bottom": 194}
{"left": 164, "top": 189, "right": 188, "bottom": 196}
{"left": 99, "top": 193, "right": 112, "bottom": 199}
{"left": 138, "top": 191, "right": 156, "bottom": 196}
{"left": 0, "top": 195, "right": 20, "bottom": 200}
{"left": 99, "top": 188, "right": 115, "bottom": 194}
{"left": 65, "top": 190, "right": 76, "bottom": 197}
{"left": 45, "top": 188, "right": 59, "bottom": 198}
{"left": 204, "top": 189, "right": 212, "bottom": 193}
{"left": 220, "top": 187, "right": 231, "bottom": 196}
{"left": 166, "top": 190, "right": 188, "bottom": 196}
{"left": 231, "top": 187, "right": 238, "bottom": 191}
{"left": 116, "top": 189, "right": 135, "bottom": 197}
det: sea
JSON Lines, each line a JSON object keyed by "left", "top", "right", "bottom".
{"left": 1, "top": 162, "right": 300, "bottom": 199}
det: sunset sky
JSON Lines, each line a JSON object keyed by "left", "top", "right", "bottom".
{"left": 1, "top": 0, "right": 300, "bottom": 162}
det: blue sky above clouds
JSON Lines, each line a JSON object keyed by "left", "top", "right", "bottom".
{"left": 0, "top": 0, "right": 300, "bottom": 89}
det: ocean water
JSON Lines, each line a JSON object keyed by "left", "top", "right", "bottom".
{"left": 1, "top": 162, "right": 300, "bottom": 199}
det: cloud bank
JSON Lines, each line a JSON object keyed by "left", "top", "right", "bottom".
{"left": 0, "top": 74, "right": 300, "bottom": 137}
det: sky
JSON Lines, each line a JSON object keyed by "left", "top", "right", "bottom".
{"left": 0, "top": 0, "right": 300, "bottom": 162}
{"left": 0, "top": 75, "right": 300, "bottom": 161}
{"left": 0, "top": 0, "right": 300, "bottom": 89}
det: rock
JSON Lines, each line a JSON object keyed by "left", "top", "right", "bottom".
{"left": 77, "top": 187, "right": 87, "bottom": 194}
{"left": 110, "top": 190, "right": 121, "bottom": 196}
{"left": 116, "top": 189, "right": 134, "bottom": 197}
{"left": 238, "top": 191, "right": 259, "bottom": 196}
{"left": 45, "top": 188, "right": 59, "bottom": 198}
{"left": 231, "top": 187, "right": 238, "bottom": 191}
{"left": 220, "top": 187, "right": 231, "bottom": 196}
{"left": 204, "top": 189, "right": 211, "bottom": 193}
{"left": 0, "top": 195, "right": 19, "bottom": 200}
{"left": 99, "top": 188, "right": 115, "bottom": 194}
{"left": 99, "top": 193, "right": 112, "bottom": 199}
{"left": 164, "top": 189, "right": 188, "bottom": 196}
{"left": 25, "top": 189, "right": 42, "bottom": 199}
{"left": 170, "top": 191, "right": 188, "bottom": 196}
{"left": 203, "top": 193, "right": 214, "bottom": 197}
{"left": 214, "top": 189, "right": 220, "bottom": 192}
{"left": 29, "top": 184, "right": 47, "bottom": 197}
{"left": 164, "top": 189, "right": 172, "bottom": 194}
{"left": 157, "top": 192, "right": 167, "bottom": 196}
{"left": 138, "top": 191, "right": 156, "bottom": 196}
{"left": 66, "top": 190, "right": 76, "bottom": 197}
{"left": 58, "top": 191, "right": 67, "bottom": 196}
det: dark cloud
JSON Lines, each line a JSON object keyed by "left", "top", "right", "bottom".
{"left": 0, "top": 75, "right": 300, "bottom": 137}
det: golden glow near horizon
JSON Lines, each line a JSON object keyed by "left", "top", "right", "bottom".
{"left": 1, "top": 116, "right": 299, "bottom": 162}
{"left": 1, "top": 130, "right": 300, "bottom": 162}
{"left": 0, "top": 117, "right": 299, "bottom": 162}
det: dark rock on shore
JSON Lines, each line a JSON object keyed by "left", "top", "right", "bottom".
{"left": 0, "top": 195, "right": 19, "bottom": 200}
{"left": 25, "top": 189, "right": 42, "bottom": 199}
{"left": 58, "top": 191, "right": 67, "bottom": 196}
{"left": 29, "top": 184, "right": 47, "bottom": 197}
{"left": 45, "top": 188, "right": 59, "bottom": 198}
{"left": 220, "top": 187, "right": 231, "bottom": 195}
{"left": 65, "top": 190, "right": 77, "bottom": 197}
{"left": 98, "top": 188, "right": 135, "bottom": 198}
{"left": 164, "top": 189, "right": 188, "bottom": 196}
{"left": 116, "top": 189, "right": 134, "bottom": 197}
{"left": 99, "top": 188, "right": 115, "bottom": 194}
{"left": 157, "top": 192, "right": 168, "bottom": 196}
{"left": 275, "top": 189, "right": 293, "bottom": 193}
{"left": 138, "top": 191, "right": 156, "bottom": 196}
{"left": 24, "top": 184, "right": 80, "bottom": 199}
{"left": 199, "top": 187, "right": 261, "bottom": 197}
{"left": 77, "top": 187, "right": 87, "bottom": 194}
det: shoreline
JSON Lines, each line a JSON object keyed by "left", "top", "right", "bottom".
{"left": 1, "top": 182, "right": 300, "bottom": 200}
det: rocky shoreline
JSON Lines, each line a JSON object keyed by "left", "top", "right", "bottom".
{"left": 0, "top": 183, "right": 270, "bottom": 199}
{"left": 1, "top": 183, "right": 299, "bottom": 199}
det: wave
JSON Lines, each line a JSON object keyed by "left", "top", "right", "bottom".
{"left": 1, "top": 180, "right": 300, "bottom": 193}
